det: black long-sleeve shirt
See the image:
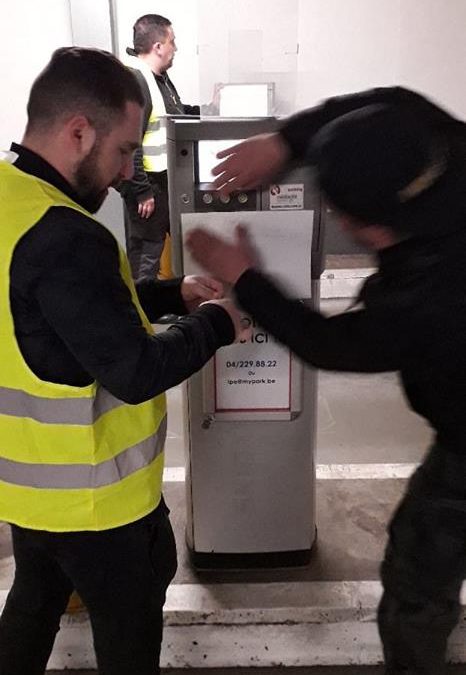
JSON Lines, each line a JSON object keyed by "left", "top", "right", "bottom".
{"left": 9, "top": 143, "right": 234, "bottom": 404}
{"left": 280, "top": 86, "right": 463, "bottom": 161}
{"left": 234, "top": 87, "right": 466, "bottom": 452}
{"left": 235, "top": 233, "right": 466, "bottom": 452}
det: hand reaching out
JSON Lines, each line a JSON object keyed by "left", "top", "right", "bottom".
{"left": 181, "top": 275, "right": 224, "bottom": 313}
{"left": 212, "top": 132, "right": 291, "bottom": 195}
{"left": 186, "top": 225, "right": 260, "bottom": 286}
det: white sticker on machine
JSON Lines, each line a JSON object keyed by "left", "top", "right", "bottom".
{"left": 269, "top": 183, "right": 304, "bottom": 210}
{"left": 214, "top": 320, "right": 291, "bottom": 413}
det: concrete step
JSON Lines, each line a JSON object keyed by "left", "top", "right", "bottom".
{"left": 48, "top": 668, "right": 466, "bottom": 675}
{"left": 44, "top": 578, "right": 466, "bottom": 670}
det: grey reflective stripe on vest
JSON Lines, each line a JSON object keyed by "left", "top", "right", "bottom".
{"left": 143, "top": 146, "right": 167, "bottom": 157}
{"left": 0, "top": 386, "right": 125, "bottom": 425}
{"left": 0, "top": 416, "right": 167, "bottom": 489}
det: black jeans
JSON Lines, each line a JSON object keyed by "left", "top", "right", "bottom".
{"left": 379, "top": 445, "right": 466, "bottom": 674}
{"left": 0, "top": 499, "right": 177, "bottom": 675}
{"left": 124, "top": 172, "right": 170, "bottom": 282}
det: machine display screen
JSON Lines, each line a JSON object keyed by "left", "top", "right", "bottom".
{"left": 197, "top": 139, "right": 243, "bottom": 184}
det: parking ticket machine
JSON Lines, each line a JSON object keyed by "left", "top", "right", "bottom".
{"left": 167, "top": 117, "right": 324, "bottom": 567}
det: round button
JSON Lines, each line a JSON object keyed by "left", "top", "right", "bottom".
{"left": 219, "top": 194, "right": 231, "bottom": 204}
{"left": 237, "top": 193, "right": 248, "bottom": 204}
{"left": 202, "top": 193, "right": 214, "bottom": 204}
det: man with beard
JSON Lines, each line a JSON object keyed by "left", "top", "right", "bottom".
{"left": 186, "top": 87, "right": 466, "bottom": 674}
{"left": 121, "top": 13, "right": 200, "bottom": 284}
{"left": 0, "top": 47, "right": 244, "bottom": 675}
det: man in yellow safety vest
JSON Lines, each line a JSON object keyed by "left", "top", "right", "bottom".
{"left": 121, "top": 13, "right": 199, "bottom": 285}
{"left": 0, "top": 47, "right": 244, "bottom": 675}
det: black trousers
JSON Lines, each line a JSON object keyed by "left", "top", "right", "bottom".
{"left": 124, "top": 172, "right": 170, "bottom": 282}
{"left": 0, "top": 499, "right": 177, "bottom": 675}
{"left": 379, "top": 444, "right": 466, "bottom": 674}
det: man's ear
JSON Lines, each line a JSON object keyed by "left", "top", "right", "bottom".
{"left": 152, "top": 41, "right": 163, "bottom": 57}
{"left": 66, "top": 115, "right": 97, "bottom": 159}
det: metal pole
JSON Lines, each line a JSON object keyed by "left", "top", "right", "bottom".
{"left": 108, "top": 0, "right": 119, "bottom": 56}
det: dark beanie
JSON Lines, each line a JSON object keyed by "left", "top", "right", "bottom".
{"left": 310, "top": 103, "right": 466, "bottom": 238}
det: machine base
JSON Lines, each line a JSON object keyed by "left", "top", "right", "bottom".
{"left": 189, "top": 530, "right": 317, "bottom": 569}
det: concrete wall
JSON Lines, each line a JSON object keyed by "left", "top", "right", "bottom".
{"left": 112, "top": 0, "right": 466, "bottom": 118}
{"left": 0, "top": 0, "right": 72, "bottom": 149}
{"left": 1, "top": 0, "right": 465, "bottom": 252}
{"left": 3, "top": 1, "right": 465, "bottom": 148}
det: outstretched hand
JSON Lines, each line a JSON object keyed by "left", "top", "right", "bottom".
{"left": 186, "top": 225, "right": 260, "bottom": 286}
{"left": 211, "top": 132, "right": 291, "bottom": 195}
{"left": 181, "top": 275, "right": 224, "bottom": 313}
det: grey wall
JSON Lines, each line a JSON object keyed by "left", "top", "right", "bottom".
{"left": 0, "top": 0, "right": 72, "bottom": 149}
{"left": 3, "top": 0, "right": 466, "bottom": 255}
{"left": 114, "top": 0, "right": 466, "bottom": 119}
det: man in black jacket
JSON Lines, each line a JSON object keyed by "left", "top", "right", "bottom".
{"left": 187, "top": 87, "right": 466, "bottom": 674}
{"left": 0, "top": 47, "right": 243, "bottom": 675}
{"left": 121, "top": 13, "right": 199, "bottom": 283}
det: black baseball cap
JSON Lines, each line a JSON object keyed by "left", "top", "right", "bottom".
{"left": 309, "top": 101, "right": 466, "bottom": 238}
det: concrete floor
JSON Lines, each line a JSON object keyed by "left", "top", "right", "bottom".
{"left": 165, "top": 477, "right": 403, "bottom": 584}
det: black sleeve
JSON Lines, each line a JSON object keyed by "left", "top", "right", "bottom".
{"left": 124, "top": 146, "right": 153, "bottom": 201}
{"left": 234, "top": 269, "right": 405, "bottom": 373}
{"left": 163, "top": 74, "right": 200, "bottom": 116}
{"left": 279, "top": 86, "right": 460, "bottom": 161}
{"left": 119, "top": 71, "right": 154, "bottom": 202}
{"left": 31, "top": 207, "right": 234, "bottom": 403}
{"left": 135, "top": 276, "right": 188, "bottom": 319}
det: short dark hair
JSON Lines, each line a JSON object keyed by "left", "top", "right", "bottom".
{"left": 131, "top": 14, "right": 171, "bottom": 55}
{"left": 26, "top": 47, "right": 144, "bottom": 135}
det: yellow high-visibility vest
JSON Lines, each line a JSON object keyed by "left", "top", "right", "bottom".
{"left": 127, "top": 56, "right": 168, "bottom": 173}
{"left": 0, "top": 160, "right": 167, "bottom": 531}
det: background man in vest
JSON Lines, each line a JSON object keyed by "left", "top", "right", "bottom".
{"left": 0, "top": 47, "right": 245, "bottom": 675}
{"left": 186, "top": 87, "right": 466, "bottom": 675}
{"left": 121, "top": 13, "right": 199, "bottom": 285}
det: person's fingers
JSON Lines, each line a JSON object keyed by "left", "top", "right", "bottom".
{"left": 191, "top": 282, "right": 218, "bottom": 301}
{"left": 211, "top": 159, "right": 234, "bottom": 177}
{"left": 212, "top": 174, "right": 241, "bottom": 194}
{"left": 237, "top": 223, "right": 256, "bottom": 254}
{"left": 216, "top": 143, "right": 243, "bottom": 160}
{"left": 186, "top": 231, "right": 215, "bottom": 265}
{"left": 186, "top": 228, "right": 212, "bottom": 252}
{"left": 210, "top": 278, "right": 224, "bottom": 297}
{"left": 197, "top": 276, "right": 224, "bottom": 296}
{"left": 235, "top": 223, "right": 250, "bottom": 244}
